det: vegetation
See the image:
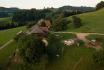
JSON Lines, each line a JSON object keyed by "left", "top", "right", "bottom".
{"left": 0, "top": 12, "right": 9, "bottom": 18}
{"left": 46, "top": 33, "right": 63, "bottom": 60}
{"left": 15, "top": 33, "right": 63, "bottom": 65}
{"left": 67, "top": 8, "right": 104, "bottom": 33}
{"left": 72, "top": 16, "right": 82, "bottom": 28}
{"left": 8, "top": 45, "right": 95, "bottom": 70}
{"left": 87, "top": 35, "right": 104, "bottom": 47}
{"left": 12, "top": 9, "right": 52, "bottom": 24}
{"left": 16, "top": 33, "right": 46, "bottom": 64}
{"left": 0, "top": 6, "right": 94, "bottom": 30}
{"left": 0, "top": 2, "right": 104, "bottom": 70}
{"left": 0, "top": 41, "right": 17, "bottom": 70}
{"left": 92, "top": 49, "right": 104, "bottom": 67}
{"left": 52, "top": 14, "right": 70, "bottom": 31}
{"left": 0, "top": 7, "right": 19, "bottom": 14}
{"left": 0, "top": 26, "right": 26, "bottom": 45}
{"left": 54, "top": 33, "right": 76, "bottom": 40}
{"left": 96, "top": 1, "right": 104, "bottom": 10}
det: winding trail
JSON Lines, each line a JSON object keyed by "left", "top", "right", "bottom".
{"left": 54, "top": 32, "right": 104, "bottom": 42}
{"left": 0, "top": 39, "right": 14, "bottom": 50}
{"left": 0, "top": 31, "right": 22, "bottom": 50}
{"left": 54, "top": 32, "right": 104, "bottom": 36}
{"left": 54, "top": 31, "right": 104, "bottom": 50}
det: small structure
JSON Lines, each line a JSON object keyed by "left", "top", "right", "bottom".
{"left": 27, "top": 19, "right": 51, "bottom": 36}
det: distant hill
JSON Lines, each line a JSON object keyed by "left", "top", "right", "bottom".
{"left": 58, "top": 6, "right": 95, "bottom": 12}
{"left": 0, "top": 7, "right": 20, "bottom": 18}
{"left": 67, "top": 8, "right": 104, "bottom": 33}
{"left": 0, "top": 6, "right": 95, "bottom": 14}
{"left": 0, "top": 7, "right": 19, "bottom": 13}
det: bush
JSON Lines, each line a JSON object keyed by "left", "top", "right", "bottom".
{"left": 72, "top": 16, "right": 82, "bottom": 28}
{"left": 26, "top": 21, "right": 36, "bottom": 28}
{"left": 52, "top": 15, "right": 70, "bottom": 31}
{"left": 46, "top": 33, "right": 64, "bottom": 60}
{"left": 17, "top": 34, "right": 46, "bottom": 64}
{"left": 92, "top": 49, "right": 104, "bottom": 66}
{"left": 16, "top": 33, "right": 63, "bottom": 64}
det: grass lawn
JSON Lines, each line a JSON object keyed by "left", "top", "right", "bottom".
{"left": 8, "top": 45, "right": 95, "bottom": 70}
{"left": 6, "top": 33, "right": 98, "bottom": 70}
{"left": 32, "top": 45, "right": 95, "bottom": 70}
{"left": 0, "top": 17, "right": 11, "bottom": 23}
{"left": 0, "top": 41, "right": 17, "bottom": 69}
{"left": 54, "top": 33, "right": 76, "bottom": 40}
{"left": 67, "top": 8, "right": 104, "bottom": 33}
{"left": 0, "top": 26, "right": 26, "bottom": 46}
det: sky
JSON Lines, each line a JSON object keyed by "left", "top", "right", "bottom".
{"left": 0, "top": 0, "right": 104, "bottom": 9}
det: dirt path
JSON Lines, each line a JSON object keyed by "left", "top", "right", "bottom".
{"left": 54, "top": 32, "right": 104, "bottom": 49}
{"left": 0, "top": 39, "right": 14, "bottom": 50}
{"left": 54, "top": 32, "right": 104, "bottom": 36}
{"left": 0, "top": 31, "right": 22, "bottom": 50}
{"left": 54, "top": 31, "right": 104, "bottom": 42}
{"left": 76, "top": 33, "right": 89, "bottom": 42}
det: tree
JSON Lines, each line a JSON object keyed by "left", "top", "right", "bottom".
{"left": 96, "top": 1, "right": 104, "bottom": 10}
{"left": 46, "top": 33, "right": 63, "bottom": 60}
{"left": 72, "top": 16, "right": 82, "bottom": 28}
{"left": 16, "top": 33, "right": 63, "bottom": 64}
{"left": 0, "top": 12, "right": 9, "bottom": 18}
{"left": 17, "top": 34, "right": 46, "bottom": 64}
{"left": 12, "top": 10, "right": 44, "bottom": 26}
{"left": 52, "top": 14, "right": 70, "bottom": 31}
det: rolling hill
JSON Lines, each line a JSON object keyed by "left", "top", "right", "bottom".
{"left": 0, "top": 7, "right": 104, "bottom": 70}
{"left": 67, "top": 8, "right": 104, "bottom": 33}
{"left": 0, "top": 26, "right": 26, "bottom": 45}
{"left": 0, "top": 17, "right": 11, "bottom": 23}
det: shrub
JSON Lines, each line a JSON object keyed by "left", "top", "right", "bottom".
{"left": 52, "top": 15, "right": 70, "bottom": 31}
{"left": 16, "top": 33, "right": 63, "bottom": 64}
{"left": 72, "top": 16, "right": 82, "bottom": 28}
{"left": 46, "top": 33, "right": 64, "bottom": 60}
{"left": 92, "top": 49, "right": 104, "bottom": 66}
{"left": 17, "top": 34, "right": 46, "bottom": 64}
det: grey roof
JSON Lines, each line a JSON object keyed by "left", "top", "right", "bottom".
{"left": 27, "top": 25, "right": 44, "bottom": 34}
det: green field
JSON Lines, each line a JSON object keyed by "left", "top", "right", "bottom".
{"left": 67, "top": 8, "right": 104, "bottom": 33}
{"left": 6, "top": 43, "right": 96, "bottom": 70}
{"left": 0, "top": 26, "right": 26, "bottom": 69}
{"left": 0, "top": 17, "right": 11, "bottom": 23}
{"left": 0, "top": 41, "right": 17, "bottom": 69}
{"left": 0, "top": 26, "right": 26, "bottom": 46}
{"left": 54, "top": 33, "right": 76, "bottom": 40}
{"left": 46, "top": 47, "right": 95, "bottom": 70}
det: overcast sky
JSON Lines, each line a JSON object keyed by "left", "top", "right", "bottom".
{"left": 0, "top": 0, "right": 104, "bottom": 9}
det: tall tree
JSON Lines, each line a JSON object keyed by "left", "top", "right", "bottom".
{"left": 96, "top": 1, "right": 104, "bottom": 10}
{"left": 72, "top": 16, "right": 82, "bottom": 28}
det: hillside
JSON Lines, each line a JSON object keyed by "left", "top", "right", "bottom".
{"left": 67, "top": 8, "right": 104, "bottom": 33}
{"left": 0, "top": 26, "right": 26, "bottom": 45}
{"left": 58, "top": 6, "right": 95, "bottom": 12}
{"left": 0, "top": 17, "right": 11, "bottom": 23}
{"left": 0, "top": 7, "right": 19, "bottom": 13}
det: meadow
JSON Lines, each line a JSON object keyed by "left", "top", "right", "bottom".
{"left": 67, "top": 8, "right": 104, "bottom": 33}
